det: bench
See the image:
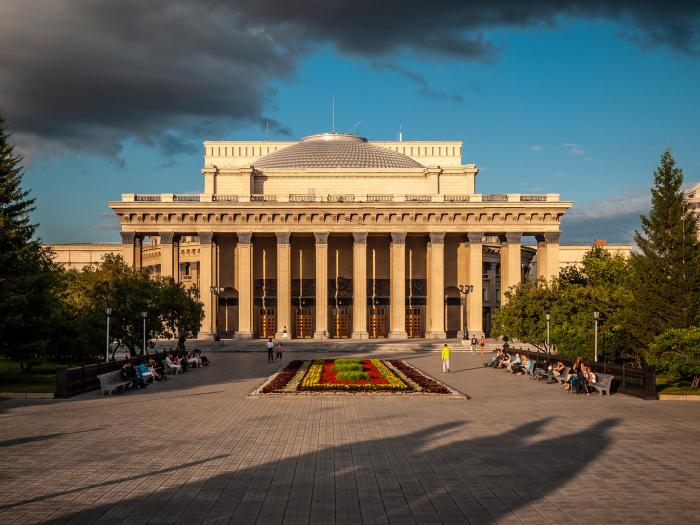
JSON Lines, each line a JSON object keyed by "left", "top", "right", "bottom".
{"left": 588, "top": 373, "right": 614, "bottom": 396}
{"left": 557, "top": 367, "right": 571, "bottom": 385}
{"left": 97, "top": 370, "right": 132, "bottom": 396}
{"left": 164, "top": 357, "right": 181, "bottom": 374}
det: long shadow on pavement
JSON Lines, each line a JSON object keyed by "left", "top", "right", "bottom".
{"left": 35, "top": 417, "right": 618, "bottom": 524}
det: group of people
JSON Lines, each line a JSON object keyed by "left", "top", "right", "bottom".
{"left": 118, "top": 335, "right": 212, "bottom": 389}
{"left": 485, "top": 349, "right": 535, "bottom": 375}
{"left": 552, "top": 357, "right": 598, "bottom": 395}
{"left": 266, "top": 338, "right": 284, "bottom": 362}
{"left": 487, "top": 348, "right": 599, "bottom": 395}
{"left": 466, "top": 334, "right": 487, "bottom": 355}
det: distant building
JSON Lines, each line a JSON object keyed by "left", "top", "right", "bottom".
{"left": 688, "top": 182, "right": 700, "bottom": 240}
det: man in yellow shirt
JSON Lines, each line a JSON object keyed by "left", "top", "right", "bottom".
{"left": 441, "top": 343, "right": 451, "bottom": 373}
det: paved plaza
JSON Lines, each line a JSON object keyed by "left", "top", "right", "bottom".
{"left": 1, "top": 341, "right": 698, "bottom": 524}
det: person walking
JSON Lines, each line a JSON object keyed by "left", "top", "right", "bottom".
{"left": 275, "top": 341, "right": 283, "bottom": 360}
{"left": 441, "top": 343, "right": 451, "bottom": 373}
{"left": 479, "top": 335, "right": 486, "bottom": 356}
{"left": 470, "top": 335, "right": 477, "bottom": 353}
{"left": 266, "top": 338, "right": 274, "bottom": 362}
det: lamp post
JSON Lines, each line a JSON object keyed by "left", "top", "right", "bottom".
{"left": 545, "top": 313, "right": 551, "bottom": 364}
{"left": 141, "top": 311, "right": 147, "bottom": 357}
{"left": 457, "top": 284, "right": 474, "bottom": 340}
{"left": 210, "top": 285, "right": 224, "bottom": 341}
{"left": 594, "top": 311, "right": 600, "bottom": 362}
{"left": 105, "top": 307, "right": 112, "bottom": 363}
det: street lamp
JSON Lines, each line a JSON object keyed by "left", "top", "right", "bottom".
{"left": 594, "top": 311, "right": 600, "bottom": 362}
{"left": 545, "top": 313, "right": 551, "bottom": 364}
{"left": 141, "top": 311, "right": 147, "bottom": 357}
{"left": 105, "top": 307, "right": 112, "bottom": 363}
{"left": 210, "top": 285, "right": 224, "bottom": 341}
{"left": 457, "top": 284, "right": 474, "bottom": 340}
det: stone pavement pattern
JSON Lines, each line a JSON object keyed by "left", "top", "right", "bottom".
{"left": 0, "top": 341, "right": 698, "bottom": 524}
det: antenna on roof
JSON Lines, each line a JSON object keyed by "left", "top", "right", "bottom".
{"left": 332, "top": 94, "right": 335, "bottom": 133}
{"left": 350, "top": 120, "right": 362, "bottom": 135}
{"left": 265, "top": 121, "right": 269, "bottom": 141}
{"left": 399, "top": 125, "right": 403, "bottom": 142}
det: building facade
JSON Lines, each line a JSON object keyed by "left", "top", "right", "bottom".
{"left": 108, "top": 132, "right": 571, "bottom": 339}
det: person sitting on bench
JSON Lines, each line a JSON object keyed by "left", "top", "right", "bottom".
{"left": 552, "top": 361, "right": 565, "bottom": 377}
{"left": 193, "top": 349, "right": 210, "bottom": 366}
{"left": 506, "top": 353, "right": 522, "bottom": 373}
{"left": 120, "top": 362, "right": 146, "bottom": 389}
{"left": 486, "top": 349, "right": 504, "bottom": 367}
{"left": 497, "top": 352, "right": 511, "bottom": 369}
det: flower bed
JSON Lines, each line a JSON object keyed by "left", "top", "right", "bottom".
{"left": 250, "top": 358, "right": 464, "bottom": 398}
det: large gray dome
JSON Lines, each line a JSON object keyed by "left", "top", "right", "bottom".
{"left": 254, "top": 132, "right": 424, "bottom": 169}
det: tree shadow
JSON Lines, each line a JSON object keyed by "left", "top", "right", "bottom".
{"left": 29, "top": 417, "right": 618, "bottom": 524}
{"left": 0, "top": 427, "right": 107, "bottom": 448}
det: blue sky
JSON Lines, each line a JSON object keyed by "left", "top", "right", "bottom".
{"left": 15, "top": 16, "right": 700, "bottom": 244}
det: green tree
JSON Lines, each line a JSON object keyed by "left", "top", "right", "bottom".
{"left": 649, "top": 327, "right": 700, "bottom": 388}
{"left": 0, "top": 115, "right": 61, "bottom": 372}
{"left": 627, "top": 149, "right": 700, "bottom": 351}
{"left": 493, "top": 247, "right": 633, "bottom": 362}
{"left": 60, "top": 254, "right": 203, "bottom": 358}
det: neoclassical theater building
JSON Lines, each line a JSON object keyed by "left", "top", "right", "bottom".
{"left": 100, "top": 132, "right": 574, "bottom": 340}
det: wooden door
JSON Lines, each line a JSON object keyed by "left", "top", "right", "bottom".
{"left": 368, "top": 307, "right": 386, "bottom": 338}
{"left": 258, "top": 308, "right": 275, "bottom": 338}
{"left": 406, "top": 307, "right": 422, "bottom": 338}
{"left": 295, "top": 307, "right": 313, "bottom": 338}
{"left": 332, "top": 307, "right": 350, "bottom": 338}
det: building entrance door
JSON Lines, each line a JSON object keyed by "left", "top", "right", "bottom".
{"left": 368, "top": 307, "right": 386, "bottom": 338}
{"left": 295, "top": 307, "right": 313, "bottom": 339}
{"left": 331, "top": 307, "right": 350, "bottom": 338}
{"left": 258, "top": 308, "right": 275, "bottom": 338}
{"left": 406, "top": 307, "right": 422, "bottom": 338}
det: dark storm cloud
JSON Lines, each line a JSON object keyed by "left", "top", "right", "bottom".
{"left": 0, "top": 0, "right": 698, "bottom": 157}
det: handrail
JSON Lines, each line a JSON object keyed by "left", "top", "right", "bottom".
{"left": 134, "top": 194, "right": 161, "bottom": 202}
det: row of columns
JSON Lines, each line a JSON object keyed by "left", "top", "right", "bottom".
{"left": 120, "top": 230, "right": 559, "bottom": 339}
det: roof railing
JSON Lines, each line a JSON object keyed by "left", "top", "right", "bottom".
{"left": 367, "top": 194, "right": 394, "bottom": 203}
{"left": 173, "top": 194, "right": 200, "bottom": 202}
{"left": 212, "top": 194, "right": 239, "bottom": 202}
{"left": 289, "top": 194, "right": 317, "bottom": 202}
{"left": 134, "top": 194, "right": 161, "bottom": 202}
{"left": 520, "top": 194, "right": 546, "bottom": 202}
{"left": 405, "top": 194, "right": 432, "bottom": 202}
{"left": 251, "top": 194, "right": 277, "bottom": 202}
{"left": 327, "top": 194, "right": 356, "bottom": 203}
{"left": 482, "top": 194, "right": 509, "bottom": 202}
{"left": 443, "top": 194, "right": 470, "bottom": 202}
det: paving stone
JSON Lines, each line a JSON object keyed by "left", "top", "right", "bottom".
{"left": 0, "top": 344, "right": 698, "bottom": 524}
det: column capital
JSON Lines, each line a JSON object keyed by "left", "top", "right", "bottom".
{"left": 276, "top": 232, "right": 291, "bottom": 245}
{"left": 314, "top": 232, "right": 329, "bottom": 245}
{"left": 199, "top": 232, "right": 214, "bottom": 245}
{"left": 159, "top": 232, "right": 179, "bottom": 245}
{"left": 504, "top": 232, "right": 522, "bottom": 244}
{"left": 429, "top": 231, "right": 445, "bottom": 244}
{"left": 467, "top": 231, "right": 484, "bottom": 244}
{"left": 544, "top": 232, "right": 561, "bottom": 243}
{"left": 353, "top": 232, "right": 368, "bottom": 245}
{"left": 391, "top": 232, "right": 407, "bottom": 244}
{"left": 120, "top": 231, "right": 136, "bottom": 244}
{"left": 236, "top": 232, "right": 252, "bottom": 245}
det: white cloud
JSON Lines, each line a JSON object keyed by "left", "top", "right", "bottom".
{"left": 563, "top": 143, "right": 585, "bottom": 156}
{"left": 529, "top": 144, "right": 544, "bottom": 152}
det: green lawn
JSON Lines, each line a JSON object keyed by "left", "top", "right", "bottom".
{"left": 0, "top": 358, "right": 56, "bottom": 393}
{"left": 656, "top": 373, "right": 700, "bottom": 396}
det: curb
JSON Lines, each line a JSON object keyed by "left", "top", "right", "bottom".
{"left": 658, "top": 394, "right": 700, "bottom": 401}
{"left": 0, "top": 392, "right": 55, "bottom": 399}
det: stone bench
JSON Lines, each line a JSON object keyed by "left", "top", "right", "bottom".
{"left": 97, "top": 370, "right": 132, "bottom": 396}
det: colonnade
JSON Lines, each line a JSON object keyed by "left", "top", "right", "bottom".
{"left": 121, "top": 230, "right": 560, "bottom": 339}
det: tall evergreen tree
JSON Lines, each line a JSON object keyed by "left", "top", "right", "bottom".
{"left": 0, "top": 114, "right": 58, "bottom": 371}
{"left": 627, "top": 149, "right": 700, "bottom": 351}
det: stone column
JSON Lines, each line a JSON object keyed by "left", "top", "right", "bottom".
{"left": 501, "top": 232, "right": 521, "bottom": 304}
{"left": 426, "top": 232, "right": 446, "bottom": 339}
{"left": 467, "top": 231, "right": 484, "bottom": 337}
{"left": 236, "top": 232, "right": 254, "bottom": 339}
{"left": 159, "top": 233, "right": 179, "bottom": 279}
{"left": 275, "top": 232, "right": 292, "bottom": 339}
{"left": 314, "top": 232, "right": 329, "bottom": 339}
{"left": 544, "top": 232, "right": 560, "bottom": 282}
{"left": 198, "top": 232, "right": 214, "bottom": 339}
{"left": 121, "top": 232, "right": 136, "bottom": 268}
{"left": 134, "top": 236, "right": 143, "bottom": 271}
{"left": 456, "top": 237, "right": 469, "bottom": 339}
{"left": 351, "top": 232, "right": 369, "bottom": 339}
{"left": 389, "top": 232, "right": 408, "bottom": 339}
